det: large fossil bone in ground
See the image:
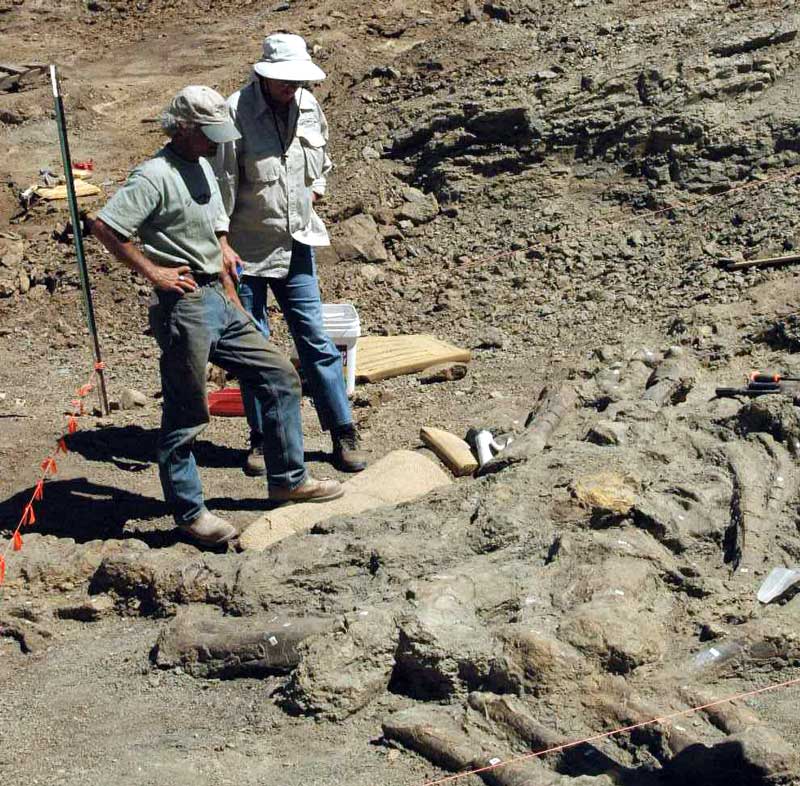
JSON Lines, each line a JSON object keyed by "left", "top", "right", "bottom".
{"left": 239, "top": 449, "right": 452, "bottom": 551}
{"left": 152, "top": 604, "right": 333, "bottom": 678}
{"left": 479, "top": 384, "right": 577, "bottom": 475}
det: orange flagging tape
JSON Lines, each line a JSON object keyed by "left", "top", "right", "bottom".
{"left": 0, "top": 362, "right": 107, "bottom": 586}
{"left": 416, "top": 675, "right": 800, "bottom": 786}
{"left": 21, "top": 504, "right": 35, "bottom": 527}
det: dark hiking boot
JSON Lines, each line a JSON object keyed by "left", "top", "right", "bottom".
{"left": 244, "top": 445, "right": 267, "bottom": 477}
{"left": 331, "top": 424, "right": 368, "bottom": 473}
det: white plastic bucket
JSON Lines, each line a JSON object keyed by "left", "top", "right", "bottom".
{"left": 292, "top": 303, "right": 360, "bottom": 396}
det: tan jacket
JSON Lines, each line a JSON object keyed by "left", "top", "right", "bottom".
{"left": 213, "top": 80, "right": 332, "bottom": 278}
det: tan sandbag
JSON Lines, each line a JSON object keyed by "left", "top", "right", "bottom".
{"left": 34, "top": 180, "right": 101, "bottom": 200}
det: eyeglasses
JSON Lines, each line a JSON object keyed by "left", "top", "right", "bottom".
{"left": 270, "top": 79, "right": 306, "bottom": 89}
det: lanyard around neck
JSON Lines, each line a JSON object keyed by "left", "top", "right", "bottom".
{"left": 268, "top": 88, "right": 302, "bottom": 160}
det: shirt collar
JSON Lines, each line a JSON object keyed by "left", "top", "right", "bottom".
{"left": 251, "top": 76, "right": 302, "bottom": 120}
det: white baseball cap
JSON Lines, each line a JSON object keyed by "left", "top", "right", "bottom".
{"left": 167, "top": 85, "right": 241, "bottom": 143}
{"left": 253, "top": 33, "right": 326, "bottom": 82}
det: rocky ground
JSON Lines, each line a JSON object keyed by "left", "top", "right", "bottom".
{"left": 2, "top": 1, "right": 800, "bottom": 785}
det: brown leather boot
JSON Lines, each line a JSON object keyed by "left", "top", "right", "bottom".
{"left": 179, "top": 510, "right": 238, "bottom": 546}
{"left": 331, "top": 424, "right": 368, "bottom": 472}
{"left": 269, "top": 476, "right": 344, "bottom": 504}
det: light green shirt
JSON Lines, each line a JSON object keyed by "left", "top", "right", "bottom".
{"left": 98, "top": 145, "right": 229, "bottom": 275}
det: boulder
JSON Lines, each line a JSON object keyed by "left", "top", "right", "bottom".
{"left": 281, "top": 609, "right": 397, "bottom": 720}
{"left": 665, "top": 725, "right": 800, "bottom": 785}
{"left": 7, "top": 534, "right": 147, "bottom": 592}
{"left": 418, "top": 362, "right": 468, "bottom": 384}
{"left": 332, "top": 213, "right": 387, "bottom": 262}
{"left": 497, "top": 626, "right": 595, "bottom": 694}
{"left": 392, "top": 574, "right": 501, "bottom": 699}
{"left": 559, "top": 597, "right": 666, "bottom": 674}
{"left": 0, "top": 237, "right": 23, "bottom": 269}
{"left": 120, "top": 387, "right": 148, "bottom": 409}
{"left": 396, "top": 187, "right": 439, "bottom": 225}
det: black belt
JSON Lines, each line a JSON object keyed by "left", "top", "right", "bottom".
{"left": 191, "top": 272, "right": 219, "bottom": 286}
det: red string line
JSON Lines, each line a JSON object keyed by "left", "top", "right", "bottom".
{"left": 417, "top": 675, "right": 800, "bottom": 786}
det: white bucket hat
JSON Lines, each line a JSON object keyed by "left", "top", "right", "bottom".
{"left": 167, "top": 85, "right": 241, "bottom": 143}
{"left": 253, "top": 33, "right": 326, "bottom": 82}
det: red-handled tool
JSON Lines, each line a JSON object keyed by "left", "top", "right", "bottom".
{"left": 750, "top": 372, "right": 800, "bottom": 384}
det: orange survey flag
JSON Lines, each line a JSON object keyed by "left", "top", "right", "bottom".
{"left": 22, "top": 504, "right": 35, "bottom": 526}
{"left": 12, "top": 531, "right": 22, "bottom": 551}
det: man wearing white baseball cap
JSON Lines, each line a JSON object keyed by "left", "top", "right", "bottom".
{"left": 214, "top": 34, "right": 369, "bottom": 478}
{"left": 92, "top": 85, "right": 343, "bottom": 548}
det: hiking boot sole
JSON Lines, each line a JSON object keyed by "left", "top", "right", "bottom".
{"left": 178, "top": 525, "right": 238, "bottom": 546}
{"left": 333, "top": 455, "right": 367, "bottom": 472}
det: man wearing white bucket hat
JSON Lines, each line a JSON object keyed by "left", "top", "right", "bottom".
{"left": 214, "top": 33, "right": 368, "bottom": 477}
{"left": 92, "top": 85, "right": 343, "bottom": 547}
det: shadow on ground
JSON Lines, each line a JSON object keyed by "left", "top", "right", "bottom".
{"left": 65, "top": 424, "right": 332, "bottom": 470}
{"left": 0, "top": 477, "right": 168, "bottom": 543}
{"left": 65, "top": 425, "right": 243, "bottom": 470}
{"left": 0, "top": 426, "right": 335, "bottom": 546}
{"left": 0, "top": 478, "right": 273, "bottom": 549}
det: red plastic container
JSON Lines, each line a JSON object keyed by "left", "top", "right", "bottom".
{"left": 208, "top": 387, "right": 245, "bottom": 417}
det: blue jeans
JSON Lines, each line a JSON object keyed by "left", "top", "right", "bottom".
{"left": 239, "top": 242, "right": 352, "bottom": 447}
{"left": 149, "top": 282, "right": 306, "bottom": 524}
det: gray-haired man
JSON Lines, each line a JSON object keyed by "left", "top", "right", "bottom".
{"left": 92, "top": 85, "right": 342, "bottom": 547}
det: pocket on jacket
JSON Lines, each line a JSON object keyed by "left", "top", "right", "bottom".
{"left": 297, "top": 128, "right": 326, "bottom": 185}
{"left": 243, "top": 155, "right": 281, "bottom": 186}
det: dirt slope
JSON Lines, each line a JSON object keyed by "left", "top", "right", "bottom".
{"left": 2, "top": 1, "right": 800, "bottom": 785}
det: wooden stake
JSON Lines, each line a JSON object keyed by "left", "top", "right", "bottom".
{"left": 722, "top": 253, "right": 800, "bottom": 271}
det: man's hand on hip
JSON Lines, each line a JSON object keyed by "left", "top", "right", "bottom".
{"left": 150, "top": 265, "right": 198, "bottom": 294}
{"left": 92, "top": 218, "right": 197, "bottom": 296}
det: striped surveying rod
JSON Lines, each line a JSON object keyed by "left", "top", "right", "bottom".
{"left": 50, "top": 64, "right": 109, "bottom": 415}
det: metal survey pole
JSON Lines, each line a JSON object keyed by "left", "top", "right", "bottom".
{"left": 50, "top": 64, "right": 109, "bottom": 415}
